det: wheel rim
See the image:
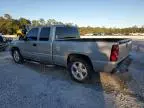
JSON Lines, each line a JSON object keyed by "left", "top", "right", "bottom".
{"left": 13, "top": 51, "right": 20, "bottom": 62}
{"left": 71, "top": 62, "right": 88, "bottom": 81}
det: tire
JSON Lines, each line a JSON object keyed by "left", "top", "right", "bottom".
{"left": 12, "top": 49, "right": 24, "bottom": 64}
{"left": 68, "top": 58, "right": 93, "bottom": 83}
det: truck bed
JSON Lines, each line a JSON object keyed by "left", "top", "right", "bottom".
{"left": 56, "top": 38, "right": 131, "bottom": 44}
{"left": 55, "top": 38, "right": 132, "bottom": 64}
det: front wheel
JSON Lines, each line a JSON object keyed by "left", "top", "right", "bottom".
{"left": 68, "top": 58, "right": 93, "bottom": 83}
{"left": 12, "top": 49, "right": 24, "bottom": 64}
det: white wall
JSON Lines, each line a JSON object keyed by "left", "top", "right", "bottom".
{"left": 3, "top": 35, "right": 17, "bottom": 38}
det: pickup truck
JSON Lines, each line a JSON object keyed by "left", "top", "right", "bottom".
{"left": 10, "top": 25, "right": 132, "bottom": 82}
{"left": 0, "top": 35, "right": 8, "bottom": 51}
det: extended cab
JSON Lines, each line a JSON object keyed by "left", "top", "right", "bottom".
{"left": 10, "top": 25, "right": 132, "bottom": 82}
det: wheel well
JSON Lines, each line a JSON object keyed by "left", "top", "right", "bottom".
{"left": 11, "top": 47, "right": 20, "bottom": 55}
{"left": 67, "top": 54, "right": 93, "bottom": 69}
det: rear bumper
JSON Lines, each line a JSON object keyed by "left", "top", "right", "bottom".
{"left": 92, "top": 55, "right": 131, "bottom": 73}
{"left": 111, "top": 55, "right": 132, "bottom": 73}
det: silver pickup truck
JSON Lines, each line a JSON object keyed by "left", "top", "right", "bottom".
{"left": 10, "top": 25, "right": 132, "bottom": 82}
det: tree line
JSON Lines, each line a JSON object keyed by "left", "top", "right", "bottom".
{"left": 0, "top": 14, "right": 65, "bottom": 35}
{"left": 79, "top": 26, "right": 144, "bottom": 35}
{"left": 0, "top": 14, "right": 31, "bottom": 34}
{"left": 0, "top": 14, "right": 144, "bottom": 35}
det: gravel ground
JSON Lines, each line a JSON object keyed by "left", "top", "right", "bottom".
{"left": 0, "top": 40, "right": 144, "bottom": 108}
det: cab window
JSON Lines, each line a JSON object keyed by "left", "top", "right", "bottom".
{"left": 26, "top": 28, "right": 38, "bottom": 41}
{"left": 39, "top": 27, "right": 50, "bottom": 41}
{"left": 55, "top": 27, "right": 79, "bottom": 39}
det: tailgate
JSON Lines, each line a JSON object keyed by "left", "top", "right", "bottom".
{"left": 118, "top": 39, "right": 132, "bottom": 61}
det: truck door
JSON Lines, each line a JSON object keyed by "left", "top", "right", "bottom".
{"left": 36, "top": 27, "right": 53, "bottom": 64}
{"left": 21, "top": 28, "right": 39, "bottom": 61}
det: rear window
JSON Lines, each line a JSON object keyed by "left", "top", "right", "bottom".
{"left": 39, "top": 27, "right": 50, "bottom": 41}
{"left": 55, "top": 27, "right": 79, "bottom": 39}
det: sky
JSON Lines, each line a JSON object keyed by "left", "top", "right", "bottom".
{"left": 0, "top": 0, "right": 144, "bottom": 28}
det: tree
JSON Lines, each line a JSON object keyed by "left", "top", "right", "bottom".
{"left": 32, "top": 20, "right": 40, "bottom": 27}
{"left": 46, "top": 19, "right": 63, "bottom": 25}
{"left": 19, "top": 18, "right": 31, "bottom": 27}
{"left": 65, "top": 23, "right": 73, "bottom": 26}
{"left": 1, "top": 13, "right": 144, "bottom": 35}
{"left": 47, "top": 19, "right": 56, "bottom": 25}
{"left": 39, "top": 18, "right": 45, "bottom": 25}
{"left": 4, "top": 14, "right": 12, "bottom": 19}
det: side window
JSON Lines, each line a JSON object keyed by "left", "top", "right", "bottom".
{"left": 55, "top": 27, "right": 79, "bottom": 39}
{"left": 26, "top": 28, "right": 38, "bottom": 41}
{"left": 39, "top": 27, "right": 50, "bottom": 41}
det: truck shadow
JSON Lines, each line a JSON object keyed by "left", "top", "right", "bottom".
{"left": 23, "top": 61, "right": 107, "bottom": 107}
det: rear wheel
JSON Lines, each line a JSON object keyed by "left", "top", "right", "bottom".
{"left": 68, "top": 58, "right": 93, "bottom": 83}
{"left": 12, "top": 49, "right": 24, "bottom": 64}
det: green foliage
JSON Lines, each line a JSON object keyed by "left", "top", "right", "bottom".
{"left": 31, "top": 20, "right": 40, "bottom": 27}
{"left": 4, "top": 14, "right": 12, "bottom": 20}
{"left": 0, "top": 14, "right": 144, "bottom": 35}
{"left": 79, "top": 26, "right": 144, "bottom": 35}
{"left": 0, "top": 14, "right": 31, "bottom": 34}
{"left": 31, "top": 19, "right": 63, "bottom": 27}
{"left": 19, "top": 18, "right": 31, "bottom": 27}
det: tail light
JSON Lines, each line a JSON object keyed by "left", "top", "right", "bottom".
{"left": 110, "top": 44, "right": 119, "bottom": 62}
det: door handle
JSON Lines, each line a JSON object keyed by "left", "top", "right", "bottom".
{"left": 33, "top": 43, "right": 37, "bottom": 47}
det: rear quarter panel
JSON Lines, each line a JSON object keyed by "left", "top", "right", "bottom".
{"left": 52, "top": 40, "right": 114, "bottom": 72}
